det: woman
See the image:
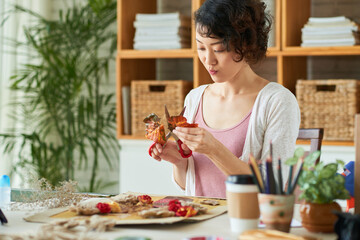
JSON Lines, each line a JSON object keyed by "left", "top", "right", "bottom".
{"left": 149, "top": 0, "right": 300, "bottom": 198}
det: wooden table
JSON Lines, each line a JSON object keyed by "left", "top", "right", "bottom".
{"left": 0, "top": 209, "right": 337, "bottom": 240}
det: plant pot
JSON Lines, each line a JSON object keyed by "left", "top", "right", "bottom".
{"left": 300, "top": 201, "right": 341, "bottom": 233}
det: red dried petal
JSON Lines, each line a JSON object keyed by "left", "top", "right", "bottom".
{"left": 168, "top": 199, "right": 181, "bottom": 205}
{"left": 175, "top": 206, "right": 198, "bottom": 217}
{"left": 175, "top": 206, "right": 187, "bottom": 217}
{"left": 168, "top": 203, "right": 181, "bottom": 212}
{"left": 184, "top": 206, "right": 198, "bottom": 217}
{"left": 168, "top": 199, "right": 181, "bottom": 212}
{"left": 96, "top": 202, "right": 111, "bottom": 213}
{"left": 138, "top": 195, "right": 153, "bottom": 204}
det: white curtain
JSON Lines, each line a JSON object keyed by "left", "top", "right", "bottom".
{"left": 0, "top": 0, "right": 51, "bottom": 186}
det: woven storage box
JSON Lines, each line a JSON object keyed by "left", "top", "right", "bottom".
{"left": 131, "top": 80, "right": 192, "bottom": 136}
{"left": 296, "top": 79, "right": 360, "bottom": 141}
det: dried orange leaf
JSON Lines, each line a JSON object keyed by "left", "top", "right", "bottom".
{"left": 143, "top": 113, "right": 166, "bottom": 144}
{"left": 167, "top": 116, "right": 198, "bottom": 131}
{"left": 145, "top": 125, "right": 166, "bottom": 145}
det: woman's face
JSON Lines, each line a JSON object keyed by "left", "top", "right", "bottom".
{"left": 196, "top": 29, "right": 246, "bottom": 83}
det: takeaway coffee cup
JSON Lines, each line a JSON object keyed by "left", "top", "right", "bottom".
{"left": 226, "top": 174, "right": 260, "bottom": 234}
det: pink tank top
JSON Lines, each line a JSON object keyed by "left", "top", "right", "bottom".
{"left": 193, "top": 96, "right": 251, "bottom": 198}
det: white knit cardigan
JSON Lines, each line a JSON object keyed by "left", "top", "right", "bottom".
{"left": 173, "top": 82, "right": 301, "bottom": 196}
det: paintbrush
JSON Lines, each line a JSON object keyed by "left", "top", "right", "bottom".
{"left": 266, "top": 156, "right": 276, "bottom": 194}
{"left": 249, "top": 162, "right": 263, "bottom": 193}
{"left": 277, "top": 158, "right": 284, "bottom": 194}
{"left": 287, "top": 165, "right": 294, "bottom": 195}
{"left": 290, "top": 157, "right": 304, "bottom": 194}
{"left": 249, "top": 154, "right": 264, "bottom": 192}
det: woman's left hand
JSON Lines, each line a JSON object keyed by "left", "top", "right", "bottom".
{"left": 173, "top": 127, "right": 218, "bottom": 155}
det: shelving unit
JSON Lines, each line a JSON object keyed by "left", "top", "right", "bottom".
{"left": 280, "top": 0, "right": 360, "bottom": 146}
{"left": 116, "top": 0, "right": 359, "bottom": 146}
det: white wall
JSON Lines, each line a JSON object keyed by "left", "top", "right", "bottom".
{"left": 119, "top": 139, "right": 184, "bottom": 195}
{"left": 298, "top": 144, "right": 355, "bottom": 165}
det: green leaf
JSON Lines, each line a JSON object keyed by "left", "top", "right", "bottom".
{"left": 304, "top": 150, "right": 321, "bottom": 166}
{"left": 285, "top": 157, "right": 298, "bottom": 166}
{"left": 320, "top": 163, "right": 338, "bottom": 179}
{"left": 336, "top": 159, "right": 345, "bottom": 167}
{"left": 294, "top": 147, "right": 305, "bottom": 158}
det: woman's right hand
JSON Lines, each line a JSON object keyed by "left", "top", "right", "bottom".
{"left": 149, "top": 141, "right": 187, "bottom": 166}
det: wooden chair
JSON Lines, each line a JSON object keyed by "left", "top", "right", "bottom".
{"left": 292, "top": 128, "right": 324, "bottom": 202}
{"left": 297, "top": 128, "right": 324, "bottom": 164}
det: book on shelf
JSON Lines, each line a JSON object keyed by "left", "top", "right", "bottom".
{"left": 134, "top": 40, "right": 191, "bottom": 50}
{"left": 301, "top": 29, "right": 357, "bottom": 36}
{"left": 134, "top": 35, "right": 187, "bottom": 42}
{"left": 135, "top": 12, "right": 188, "bottom": 22}
{"left": 301, "top": 42, "right": 355, "bottom": 47}
{"left": 302, "top": 24, "right": 358, "bottom": 33}
{"left": 135, "top": 27, "right": 191, "bottom": 37}
{"left": 133, "top": 12, "right": 192, "bottom": 50}
{"left": 302, "top": 37, "right": 355, "bottom": 44}
{"left": 302, "top": 33, "right": 354, "bottom": 41}
{"left": 308, "top": 16, "right": 348, "bottom": 24}
{"left": 302, "top": 16, "right": 359, "bottom": 31}
{"left": 301, "top": 39, "right": 357, "bottom": 47}
{"left": 122, "top": 86, "right": 131, "bottom": 135}
{"left": 301, "top": 16, "right": 360, "bottom": 47}
{"left": 133, "top": 17, "right": 191, "bottom": 28}
{"left": 306, "top": 20, "right": 352, "bottom": 26}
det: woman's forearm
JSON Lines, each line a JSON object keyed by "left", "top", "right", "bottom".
{"left": 172, "top": 158, "right": 188, "bottom": 190}
{"left": 206, "top": 140, "right": 251, "bottom": 176}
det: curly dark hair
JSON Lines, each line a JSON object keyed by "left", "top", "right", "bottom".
{"left": 194, "top": 0, "right": 271, "bottom": 65}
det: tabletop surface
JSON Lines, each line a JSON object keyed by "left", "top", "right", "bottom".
{"left": 0, "top": 209, "right": 338, "bottom": 240}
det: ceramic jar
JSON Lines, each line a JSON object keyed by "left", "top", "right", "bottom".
{"left": 258, "top": 194, "right": 295, "bottom": 233}
{"left": 300, "top": 201, "right": 341, "bottom": 233}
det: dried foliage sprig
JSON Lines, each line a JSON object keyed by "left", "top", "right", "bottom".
{"left": 0, "top": 215, "right": 116, "bottom": 240}
{"left": 11, "top": 178, "right": 97, "bottom": 211}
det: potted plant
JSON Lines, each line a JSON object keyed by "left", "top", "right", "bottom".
{"left": 0, "top": 0, "right": 119, "bottom": 193}
{"left": 287, "top": 148, "right": 350, "bottom": 233}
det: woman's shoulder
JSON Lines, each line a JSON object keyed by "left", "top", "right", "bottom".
{"left": 187, "top": 84, "right": 209, "bottom": 97}
{"left": 260, "top": 82, "right": 297, "bottom": 102}
{"left": 185, "top": 84, "right": 209, "bottom": 102}
{"left": 183, "top": 84, "right": 209, "bottom": 119}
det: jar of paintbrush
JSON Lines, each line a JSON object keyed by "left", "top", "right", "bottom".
{"left": 248, "top": 142, "right": 303, "bottom": 233}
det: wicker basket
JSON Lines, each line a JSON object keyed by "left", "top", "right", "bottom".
{"left": 296, "top": 79, "right": 360, "bottom": 141}
{"left": 131, "top": 80, "right": 192, "bottom": 136}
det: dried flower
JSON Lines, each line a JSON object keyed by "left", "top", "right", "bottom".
{"left": 10, "top": 177, "right": 93, "bottom": 211}
{"left": 108, "top": 202, "right": 121, "bottom": 213}
{"left": 175, "top": 206, "right": 198, "bottom": 217}
{"left": 96, "top": 203, "right": 111, "bottom": 214}
{"left": 167, "top": 199, "right": 197, "bottom": 217}
{"left": 138, "top": 195, "right": 153, "bottom": 204}
{"left": 0, "top": 215, "right": 116, "bottom": 239}
{"left": 168, "top": 199, "right": 181, "bottom": 212}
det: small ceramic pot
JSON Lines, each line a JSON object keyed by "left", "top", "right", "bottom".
{"left": 300, "top": 201, "right": 341, "bottom": 233}
{"left": 258, "top": 194, "right": 295, "bottom": 233}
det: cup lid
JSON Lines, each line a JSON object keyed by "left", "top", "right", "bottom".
{"left": 0, "top": 175, "right": 10, "bottom": 187}
{"left": 226, "top": 174, "right": 254, "bottom": 184}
